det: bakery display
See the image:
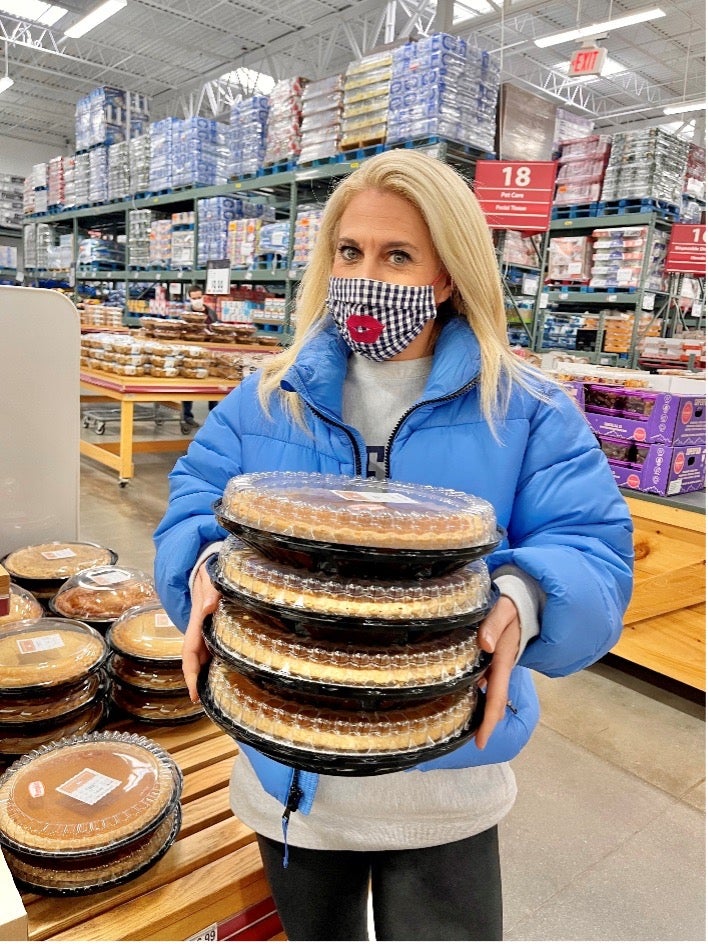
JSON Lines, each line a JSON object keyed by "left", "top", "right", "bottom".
{"left": 0, "top": 618, "right": 108, "bottom": 693}
{"left": 206, "top": 600, "right": 485, "bottom": 693}
{"left": 0, "top": 732, "right": 182, "bottom": 857}
{"left": 0, "top": 700, "right": 106, "bottom": 758}
{"left": 107, "top": 653, "right": 186, "bottom": 691}
{"left": 0, "top": 584, "right": 43, "bottom": 626}
{"left": 106, "top": 602, "right": 183, "bottom": 663}
{"left": 200, "top": 658, "right": 482, "bottom": 774}
{"left": 50, "top": 566, "right": 158, "bottom": 626}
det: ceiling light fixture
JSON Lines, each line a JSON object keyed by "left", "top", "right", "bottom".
{"left": 535, "top": 7, "right": 665, "bottom": 48}
{"left": 0, "top": 2, "right": 67, "bottom": 27}
{"left": 663, "top": 100, "right": 706, "bottom": 115}
{"left": 64, "top": 0, "right": 127, "bottom": 39}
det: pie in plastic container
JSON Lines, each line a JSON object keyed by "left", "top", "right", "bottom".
{"left": 0, "top": 584, "right": 44, "bottom": 626}
{"left": 106, "top": 602, "right": 183, "bottom": 664}
{"left": 2, "top": 542, "right": 118, "bottom": 598}
{"left": 0, "top": 731, "right": 182, "bottom": 857}
{"left": 215, "top": 472, "right": 503, "bottom": 578}
{"left": 0, "top": 699, "right": 106, "bottom": 758}
{"left": 198, "top": 658, "right": 485, "bottom": 776}
{"left": 0, "top": 672, "right": 108, "bottom": 727}
{"left": 107, "top": 653, "right": 187, "bottom": 692}
{"left": 0, "top": 617, "right": 108, "bottom": 695}
{"left": 49, "top": 566, "right": 158, "bottom": 630}
{"left": 110, "top": 680, "right": 203, "bottom": 725}
{"left": 210, "top": 539, "right": 496, "bottom": 642}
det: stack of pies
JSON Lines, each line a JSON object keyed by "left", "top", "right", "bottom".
{"left": 0, "top": 618, "right": 109, "bottom": 758}
{"left": 199, "top": 473, "right": 501, "bottom": 775}
{"left": 2, "top": 542, "right": 117, "bottom": 602}
{"left": 0, "top": 584, "right": 44, "bottom": 626}
{"left": 0, "top": 731, "right": 182, "bottom": 895}
{"left": 106, "top": 603, "right": 203, "bottom": 725}
{"left": 50, "top": 565, "right": 158, "bottom": 632}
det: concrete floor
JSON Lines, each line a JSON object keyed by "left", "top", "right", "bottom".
{"left": 79, "top": 407, "right": 706, "bottom": 942}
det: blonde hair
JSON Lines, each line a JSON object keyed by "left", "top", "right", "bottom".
{"left": 258, "top": 148, "right": 543, "bottom": 428}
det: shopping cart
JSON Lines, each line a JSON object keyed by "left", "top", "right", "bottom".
{"left": 81, "top": 402, "right": 192, "bottom": 435}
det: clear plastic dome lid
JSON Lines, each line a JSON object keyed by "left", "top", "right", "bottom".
{"left": 0, "top": 700, "right": 105, "bottom": 758}
{"left": 2, "top": 542, "right": 117, "bottom": 583}
{"left": 107, "top": 654, "right": 187, "bottom": 691}
{"left": 216, "top": 537, "right": 491, "bottom": 622}
{"left": 0, "top": 618, "right": 108, "bottom": 693}
{"left": 51, "top": 566, "right": 158, "bottom": 623}
{"left": 106, "top": 602, "right": 183, "bottom": 662}
{"left": 0, "top": 731, "right": 182, "bottom": 856}
{"left": 0, "top": 584, "right": 43, "bottom": 626}
{"left": 220, "top": 472, "right": 498, "bottom": 550}
{"left": 110, "top": 682, "right": 203, "bottom": 723}
{"left": 0, "top": 672, "right": 107, "bottom": 725}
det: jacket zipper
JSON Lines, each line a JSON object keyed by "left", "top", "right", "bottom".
{"left": 384, "top": 378, "right": 479, "bottom": 479}
{"left": 306, "top": 403, "right": 363, "bottom": 476}
{"left": 280, "top": 771, "right": 304, "bottom": 868}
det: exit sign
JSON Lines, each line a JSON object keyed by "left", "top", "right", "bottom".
{"left": 569, "top": 45, "right": 607, "bottom": 77}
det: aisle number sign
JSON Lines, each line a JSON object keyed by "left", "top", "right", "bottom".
{"left": 665, "top": 224, "right": 706, "bottom": 275}
{"left": 205, "top": 259, "right": 232, "bottom": 295}
{"left": 474, "top": 161, "right": 557, "bottom": 234}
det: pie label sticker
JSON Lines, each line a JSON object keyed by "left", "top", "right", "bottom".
{"left": 17, "top": 634, "right": 65, "bottom": 654}
{"left": 330, "top": 490, "right": 418, "bottom": 504}
{"left": 56, "top": 768, "right": 122, "bottom": 805}
{"left": 154, "top": 612, "right": 175, "bottom": 628}
{"left": 41, "top": 548, "right": 77, "bottom": 560}
{"left": 88, "top": 569, "right": 132, "bottom": 587}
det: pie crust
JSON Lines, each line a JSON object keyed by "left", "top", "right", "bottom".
{"left": 2, "top": 543, "right": 116, "bottom": 582}
{"left": 111, "top": 682, "right": 202, "bottom": 723}
{"left": 0, "top": 732, "right": 182, "bottom": 855}
{"left": 210, "top": 600, "right": 481, "bottom": 688}
{"left": 0, "top": 672, "right": 105, "bottom": 725}
{"left": 108, "top": 654, "right": 186, "bottom": 691}
{"left": 51, "top": 567, "right": 158, "bottom": 623}
{"left": 0, "top": 585, "right": 43, "bottom": 626}
{"left": 205, "top": 659, "right": 477, "bottom": 755}
{"left": 107, "top": 603, "right": 183, "bottom": 662}
{"left": 0, "top": 700, "right": 105, "bottom": 757}
{"left": 0, "top": 618, "right": 107, "bottom": 692}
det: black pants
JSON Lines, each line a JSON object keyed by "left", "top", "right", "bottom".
{"left": 257, "top": 827, "right": 503, "bottom": 941}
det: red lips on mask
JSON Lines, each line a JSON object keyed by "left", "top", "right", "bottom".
{"left": 345, "top": 313, "right": 384, "bottom": 344}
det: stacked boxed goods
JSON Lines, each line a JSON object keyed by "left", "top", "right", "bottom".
{"left": 108, "top": 141, "right": 130, "bottom": 200}
{"left": 149, "top": 117, "right": 181, "bottom": 192}
{"left": 22, "top": 223, "right": 36, "bottom": 269}
{"left": 590, "top": 224, "right": 668, "bottom": 291}
{"left": 47, "top": 156, "right": 65, "bottom": 210}
{"left": 172, "top": 117, "right": 229, "bottom": 188}
{"left": 292, "top": 204, "right": 324, "bottom": 266}
{"left": 197, "top": 196, "right": 240, "bottom": 267}
{"left": 546, "top": 235, "right": 592, "bottom": 284}
{"left": 341, "top": 52, "right": 392, "bottom": 151}
{"left": 600, "top": 128, "right": 689, "bottom": 205}
{"left": 77, "top": 236, "right": 125, "bottom": 271}
{"left": 88, "top": 86, "right": 128, "bottom": 147}
{"left": 299, "top": 74, "right": 344, "bottom": 164}
{"left": 74, "top": 151, "right": 90, "bottom": 206}
{"left": 681, "top": 143, "right": 706, "bottom": 221}
{"left": 639, "top": 334, "right": 706, "bottom": 368}
{"left": 22, "top": 176, "right": 35, "bottom": 217}
{"left": 32, "top": 162, "right": 48, "bottom": 214}
{"left": 129, "top": 133, "right": 150, "bottom": 195}
{"left": 128, "top": 208, "right": 154, "bottom": 268}
{"left": 75, "top": 92, "right": 91, "bottom": 151}
{"left": 171, "top": 211, "right": 195, "bottom": 269}
{"left": 149, "top": 218, "right": 172, "bottom": 268}
{"left": 63, "top": 156, "right": 76, "bottom": 209}
{"left": 227, "top": 218, "right": 263, "bottom": 268}
{"left": 387, "top": 34, "right": 500, "bottom": 153}
{"left": 584, "top": 383, "right": 706, "bottom": 495}
{"left": 554, "top": 134, "right": 611, "bottom": 206}
{"left": 228, "top": 96, "right": 269, "bottom": 177}
{"left": 0, "top": 246, "right": 17, "bottom": 270}
{"left": 501, "top": 231, "right": 540, "bottom": 268}
{"left": 88, "top": 145, "right": 109, "bottom": 203}
{"left": 0, "top": 174, "right": 24, "bottom": 228}
{"left": 34, "top": 223, "right": 55, "bottom": 270}
{"left": 553, "top": 108, "right": 595, "bottom": 157}
{"left": 127, "top": 91, "right": 151, "bottom": 139}
{"left": 583, "top": 310, "right": 661, "bottom": 355}
{"left": 254, "top": 220, "right": 290, "bottom": 265}
{"left": 263, "top": 77, "right": 306, "bottom": 167}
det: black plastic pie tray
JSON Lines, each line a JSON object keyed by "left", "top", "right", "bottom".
{"left": 202, "top": 613, "right": 491, "bottom": 707}
{"left": 207, "top": 557, "right": 499, "bottom": 646}
{"left": 197, "top": 667, "right": 485, "bottom": 776}
{"left": 1, "top": 545, "right": 118, "bottom": 596}
{"left": 213, "top": 500, "right": 504, "bottom": 579}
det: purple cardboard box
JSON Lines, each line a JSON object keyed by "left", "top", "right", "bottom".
{"left": 608, "top": 443, "right": 707, "bottom": 496}
{"left": 585, "top": 389, "right": 706, "bottom": 445}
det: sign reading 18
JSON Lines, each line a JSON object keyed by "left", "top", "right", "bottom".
{"left": 501, "top": 165, "right": 532, "bottom": 187}
{"left": 690, "top": 227, "right": 706, "bottom": 243}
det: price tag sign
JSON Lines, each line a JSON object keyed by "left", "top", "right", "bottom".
{"left": 205, "top": 259, "right": 232, "bottom": 295}
{"left": 474, "top": 161, "right": 557, "bottom": 234}
{"left": 665, "top": 224, "right": 706, "bottom": 274}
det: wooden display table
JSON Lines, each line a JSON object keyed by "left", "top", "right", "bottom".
{"left": 80, "top": 369, "right": 239, "bottom": 484}
{"left": 617, "top": 489, "right": 705, "bottom": 691}
{"left": 21, "top": 716, "right": 285, "bottom": 941}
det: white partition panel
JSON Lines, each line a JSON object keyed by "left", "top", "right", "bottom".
{"left": 0, "top": 286, "right": 80, "bottom": 553}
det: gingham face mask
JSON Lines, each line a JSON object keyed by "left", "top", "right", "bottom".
{"left": 327, "top": 276, "right": 441, "bottom": 361}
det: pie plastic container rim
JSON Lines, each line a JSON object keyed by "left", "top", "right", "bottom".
{"left": 208, "top": 555, "right": 499, "bottom": 642}
{"left": 0, "top": 584, "right": 44, "bottom": 627}
{"left": 202, "top": 612, "right": 492, "bottom": 705}
{"left": 105, "top": 602, "right": 184, "bottom": 664}
{"left": 1, "top": 542, "right": 118, "bottom": 591}
{"left": 107, "top": 653, "right": 187, "bottom": 692}
{"left": 0, "top": 731, "right": 183, "bottom": 857}
{"left": 0, "top": 671, "right": 109, "bottom": 727}
{"left": 214, "top": 500, "right": 505, "bottom": 579}
{"left": 48, "top": 566, "right": 157, "bottom": 627}
{"left": 0, "top": 617, "right": 109, "bottom": 694}
{"left": 110, "top": 680, "right": 203, "bottom": 725}
{"left": 4, "top": 802, "right": 181, "bottom": 897}
{"left": 0, "top": 699, "right": 107, "bottom": 758}
{"left": 197, "top": 666, "right": 485, "bottom": 777}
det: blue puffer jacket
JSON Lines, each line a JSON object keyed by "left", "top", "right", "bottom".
{"left": 154, "top": 317, "right": 634, "bottom": 816}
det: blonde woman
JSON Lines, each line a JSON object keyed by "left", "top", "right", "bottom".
{"left": 155, "top": 149, "right": 633, "bottom": 941}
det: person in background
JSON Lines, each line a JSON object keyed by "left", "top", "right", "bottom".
{"left": 182, "top": 284, "right": 217, "bottom": 429}
{"left": 154, "top": 150, "right": 634, "bottom": 941}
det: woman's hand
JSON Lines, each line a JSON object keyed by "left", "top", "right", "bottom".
{"left": 474, "top": 595, "right": 521, "bottom": 750}
{"left": 182, "top": 561, "right": 222, "bottom": 702}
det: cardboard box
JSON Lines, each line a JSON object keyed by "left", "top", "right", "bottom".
{"left": 585, "top": 389, "right": 706, "bottom": 446}
{"left": 607, "top": 443, "right": 706, "bottom": 496}
{"left": 0, "top": 849, "right": 28, "bottom": 941}
{"left": 0, "top": 563, "right": 9, "bottom": 618}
